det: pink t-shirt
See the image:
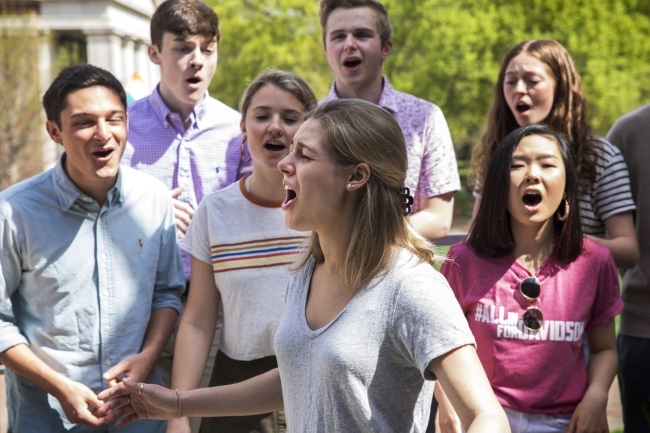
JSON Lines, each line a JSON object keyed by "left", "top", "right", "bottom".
{"left": 441, "top": 239, "right": 623, "bottom": 414}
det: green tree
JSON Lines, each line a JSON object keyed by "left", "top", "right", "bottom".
{"left": 207, "top": 0, "right": 650, "bottom": 156}
{"left": 0, "top": 4, "right": 44, "bottom": 189}
{"left": 207, "top": 0, "right": 330, "bottom": 110}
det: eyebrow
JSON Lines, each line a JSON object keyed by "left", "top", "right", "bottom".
{"left": 512, "top": 153, "right": 559, "bottom": 160}
{"left": 69, "top": 110, "right": 125, "bottom": 118}
{"left": 253, "top": 106, "right": 301, "bottom": 113}
{"left": 329, "top": 26, "right": 375, "bottom": 35}
{"left": 293, "top": 140, "right": 317, "bottom": 153}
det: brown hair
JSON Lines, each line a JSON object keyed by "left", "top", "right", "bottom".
{"left": 240, "top": 69, "right": 317, "bottom": 119}
{"left": 293, "top": 99, "right": 437, "bottom": 291}
{"left": 470, "top": 39, "right": 597, "bottom": 195}
{"left": 319, "top": 0, "right": 393, "bottom": 48}
{"left": 150, "top": 0, "right": 220, "bottom": 50}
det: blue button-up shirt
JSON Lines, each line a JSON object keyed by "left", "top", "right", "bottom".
{"left": 123, "top": 88, "right": 250, "bottom": 279}
{"left": 0, "top": 155, "right": 184, "bottom": 432}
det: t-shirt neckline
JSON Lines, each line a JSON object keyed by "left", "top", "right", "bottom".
{"left": 239, "top": 176, "right": 283, "bottom": 208}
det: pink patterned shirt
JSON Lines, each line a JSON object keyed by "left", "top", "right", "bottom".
{"left": 321, "top": 79, "right": 460, "bottom": 213}
{"left": 124, "top": 88, "right": 250, "bottom": 279}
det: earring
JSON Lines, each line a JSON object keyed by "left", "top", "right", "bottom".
{"left": 240, "top": 137, "right": 251, "bottom": 163}
{"left": 347, "top": 183, "right": 353, "bottom": 189}
{"left": 557, "top": 199, "right": 569, "bottom": 222}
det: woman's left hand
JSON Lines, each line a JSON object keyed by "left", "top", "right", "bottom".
{"left": 97, "top": 379, "right": 179, "bottom": 427}
{"left": 566, "top": 389, "right": 609, "bottom": 433}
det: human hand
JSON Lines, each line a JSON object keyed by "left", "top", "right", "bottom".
{"left": 165, "top": 417, "right": 192, "bottom": 433}
{"left": 566, "top": 389, "right": 609, "bottom": 433}
{"left": 171, "top": 187, "right": 194, "bottom": 236}
{"left": 54, "top": 378, "right": 105, "bottom": 427}
{"left": 436, "top": 394, "right": 463, "bottom": 433}
{"left": 103, "top": 352, "right": 155, "bottom": 388}
{"left": 97, "top": 379, "right": 178, "bottom": 427}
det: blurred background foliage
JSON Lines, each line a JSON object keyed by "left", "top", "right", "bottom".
{"left": 208, "top": 0, "right": 650, "bottom": 161}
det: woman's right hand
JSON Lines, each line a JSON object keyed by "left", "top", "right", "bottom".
{"left": 97, "top": 379, "right": 179, "bottom": 427}
{"left": 166, "top": 417, "right": 192, "bottom": 433}
{"left": 435, "top": 382, "right": 463, "bottom": 433}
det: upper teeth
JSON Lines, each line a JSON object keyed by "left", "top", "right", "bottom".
{"left": 284, "top": 185, "right": 293, "bottom": 190}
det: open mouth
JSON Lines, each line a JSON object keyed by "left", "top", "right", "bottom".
{"left": 283, "top": 185, "right": 296, "bottom": 206}
{"left": 522, "top": 192, "right": 542, "bottom": 206}
{"left": 186, "top": 77, "right": 201, "bottom": 84}
{"left": 343, "top": 59, "right": 362, "bottom": 68}
{"left": 264, "top": 142, "right": 286, "bottom": 152}
{"left": 92, "top": 149, "right": 113, "bottom": 158}
{"left": 516, "top": 102, "right": 531, "bottom": 113}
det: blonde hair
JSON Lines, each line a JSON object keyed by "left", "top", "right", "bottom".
{"left": 293, "top": 99, "right": 437, "bottom": 291}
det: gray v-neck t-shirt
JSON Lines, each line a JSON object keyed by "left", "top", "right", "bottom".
{"left": 275, "top": 249, "right": 475, "bottom": 432}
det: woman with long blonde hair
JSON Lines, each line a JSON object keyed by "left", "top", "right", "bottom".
{"left": 97, "top": 99, "right": 508, "bottom": 432}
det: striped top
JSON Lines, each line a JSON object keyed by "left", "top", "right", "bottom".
{"left": 579, "top": 138, "right": 635, "bottom": 237}
{"left": 212, "top": 236, "right": 305, "bottom": 273}
{"left": 181, "top": 178, "right": 307, "bottom": 360}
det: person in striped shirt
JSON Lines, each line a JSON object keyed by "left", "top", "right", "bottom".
{"left": 469, "top": 39, "right": 638, "bottom": 269}
{"left": 166, "top": 70, "right": 317, "bottom": 433}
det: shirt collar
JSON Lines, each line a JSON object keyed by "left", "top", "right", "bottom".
{"left": 149, "top": 86, "right": 209, "bottom": 130}
{"left": 324, "top": 77, "right": 399, "bottom": 115}
{"left": 52, "top": 154, "right": 125, "bottom": 211}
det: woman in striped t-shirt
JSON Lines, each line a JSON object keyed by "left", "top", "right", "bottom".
{"left": 166, "top": 70, "right": 316, "bottom": 433}
{"left": 469, "top": 39, "right": 638, "bottom": 269}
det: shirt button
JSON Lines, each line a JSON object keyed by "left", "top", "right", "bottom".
{"left": 103, "top": 290, "right": 109, "bottom": 296}
{"left": 100, "top": 254, "right": 106, "bottom": 260}
{"left": 106, "top": 359, "right": 112, "bottom": 366}
{"left": 98, "top": 218, "right": 102, "bottom": 225}
{"left": 105, "top": 326, "right": 111, "bottom": 332}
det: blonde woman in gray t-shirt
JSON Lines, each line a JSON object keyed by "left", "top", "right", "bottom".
{"left": 98, "top": 99, "right": 508, "bottom": 432}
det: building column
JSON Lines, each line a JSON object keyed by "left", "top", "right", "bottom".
{"left": 135, "top": 40, "right": 150, "bottom": 89}
{"left": 122, "top": 37, "right": 135, "bottom": 84}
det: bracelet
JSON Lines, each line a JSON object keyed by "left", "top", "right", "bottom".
{"left": 175, "top": 388, "right": 181, "bottom": 419}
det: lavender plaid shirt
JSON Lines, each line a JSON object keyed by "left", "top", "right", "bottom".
{"left": 124, "top": 88, "right": 249, "bottom": 279}
{"left": 322, "top": 79, "right": 460, "bottom": 214}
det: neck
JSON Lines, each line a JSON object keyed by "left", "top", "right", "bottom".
{"left": 314, "top": 215, "right": 355, "bottom": 286}
{"left": 63, "top": 160, "right": 114, "bottom": 207}
{"left": 511, "top": 219, "right": 555, "bottom": 273}
{"left": 157, "top": 84, "right": 198, "bottom": 128}
{"left": 248, "top": 164, "right": 286, "bottom": 203}
{"left": 334, "top": 74, "right": 384, "bottom": 105}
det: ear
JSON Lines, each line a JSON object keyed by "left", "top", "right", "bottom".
{"left": 148, "top": 43, "right": 162, "bottom": 65}
{"left": 345, "top": 162, "right": 371, "bottom": 191}
{"left": 240, "top": 118, "right": 247, "bottom": 139}
{"left": 381, "top": 39, "right": 393, "bottom": 62}
{"left": 46, "top": 120, "right": 64, "bottom": 146}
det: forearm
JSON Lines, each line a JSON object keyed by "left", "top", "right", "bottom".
{"left": 181, "top": 368, "right": 283, "bottom": 417}
{"left": 170, "top": 312, "right": 217, "bottom": 391}
{"left": 585, "top": 347, "right": 618, "bottom": 399}
{"left": 586, "top": 235, "right": 639, "bottom": 269}
{"left": 0, "top": 344, "right": 68, "bottom": 397}
{"left": 140, "top": 307, "right": 178, "bottom": 372}
{"left": 409, "top": 193, "right": 455, "bottom": 241}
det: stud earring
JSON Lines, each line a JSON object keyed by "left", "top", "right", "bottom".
{"left": 347, "top": 183, "right": 353, "bottom": 189}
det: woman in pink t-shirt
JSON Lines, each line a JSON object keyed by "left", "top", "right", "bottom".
{"left": 437, "top": 124, "right": 622, "bottom": 433}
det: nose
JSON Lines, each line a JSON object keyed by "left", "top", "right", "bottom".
{"left": 525, "top": 165, "right": 541, "bottom": 183}
{"left": 94, "top": 119, "right": 112, "bottom": 142}
{"left": 278, "top": 152, "right": 293, "bottom": 175}
{"left": 268, "top": 115, "right": 283, "bottom": 136}
{"left": 189, "top": 47, "right": 203, "bottom": 69}
{"left": 514, "top": 79, "right": 526, "bottom": 94}
{"left": 343, "top": 33, "right": 356, "bottom": 51}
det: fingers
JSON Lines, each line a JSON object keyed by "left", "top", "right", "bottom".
{"left": 103, "top": 358, "right": 130, "bottom": 385}
{"left": 566, "top": 415, "right": 577, "bottom": 433}
{"left": 172, "top": 199, "right": 194, "bottom": 235}
{"left": 75, "top": 405, "right": 105, "bottom": 428}
{"left": 98, "top": 382, "right": 129, "bottom": 401}
{"left": 171, "top": 186, "right": 183, "bottom": 198}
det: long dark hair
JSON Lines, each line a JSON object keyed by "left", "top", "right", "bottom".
{"left": 469, "top": 124, "right": 583, "bottom": 263}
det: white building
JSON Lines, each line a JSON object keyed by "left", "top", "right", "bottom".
{"left": 0, "top": 0, "right": 161, "bottom": 167}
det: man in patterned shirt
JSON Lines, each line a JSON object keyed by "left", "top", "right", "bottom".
{"left": 122, "top": 1, "right": 247, "bottom": 428}
{"left": 319, "top": 0, "right": 460, "bottom": 240}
